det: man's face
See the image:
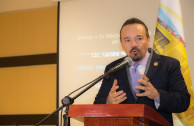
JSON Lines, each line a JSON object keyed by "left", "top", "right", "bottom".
{"left": 120, "top": 24, "right": 150, "bottom": 62}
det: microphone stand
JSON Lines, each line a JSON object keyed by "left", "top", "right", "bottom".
{"left": 35, "top": 60, "right": 127, "bottom": 126}
{"left": 35, "top": 74, "right": 106, "bottom": 126}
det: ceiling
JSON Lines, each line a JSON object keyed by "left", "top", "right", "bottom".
{"left": 0, "top": 0, "right": 59, "bottom": 13}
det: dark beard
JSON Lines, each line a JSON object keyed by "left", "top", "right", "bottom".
{"left": 131, "top": 53, "right": 142, "bottom": 61}
{"left": 130, "top": 47, "right": 142, "bottom": 61}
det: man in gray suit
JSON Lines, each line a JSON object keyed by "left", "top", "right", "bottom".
{"left": 94, "top": 18, "right": 190, "bottom": 126}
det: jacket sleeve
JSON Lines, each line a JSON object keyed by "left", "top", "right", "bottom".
{"left": 158, "top": 59, "right": 190, "bottom": 113}
{"left": 93, "top": 65, "right": 114, "bottom": 104}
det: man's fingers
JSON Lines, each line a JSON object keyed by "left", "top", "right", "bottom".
{"left": 113, "top": 92, "right": 127, "bottom": 104}
{"left": 138, "top": 75, "right": 150, "bottom": 87}
{"left": 141, "top": 74, "right": 150, "bottom": 82}
{"left": 116, "top": 92, "right": 126, "bottom": 100}
{"left": 114, "top": 96, "right": 127, "bottom": 104}
{"left": 108, "top": 79, "right": 128, "bottom": 104}
{"left": 113, "top": 90, "right": 124, "bottom": 97}
{"left": 110, "top": 79, "right": 118, "bottom": 93}
{"left": 113, "top": 79, "right": 117, "bottom": 86}
{"left": 136, "top": 92, "right": 146, "bottom": 97}
{"left": 136, "top": 85, "right": 146, "bottom": 91}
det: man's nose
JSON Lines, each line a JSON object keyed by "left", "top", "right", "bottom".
{"left": 131, "top": 40, "right": 138, "bottom": 47}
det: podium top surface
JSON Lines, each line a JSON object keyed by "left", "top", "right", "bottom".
{"left": 69, "top": 104, "right": 170, "bottom": 126}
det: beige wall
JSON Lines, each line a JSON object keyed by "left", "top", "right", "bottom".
{"left": 0, "top": 7, "right": 57, "bottom": 114}
{"left": 181, "top": 0, "right": 194, "bottom": 90}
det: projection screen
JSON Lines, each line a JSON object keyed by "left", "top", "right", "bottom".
{"left": 59, "top": 0, "right": 160, "bottom": 125}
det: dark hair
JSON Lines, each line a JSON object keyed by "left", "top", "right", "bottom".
{"left": 120, "top": 18, "right": 149, "bottom": 41}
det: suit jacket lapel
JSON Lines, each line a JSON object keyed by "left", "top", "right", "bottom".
{"left": 146, "top": 51, "right": 161, "bottom": 80}
{"left": 122, "top": 49, "right": 161, "bottom": 102}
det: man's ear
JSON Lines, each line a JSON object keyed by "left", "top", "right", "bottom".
{"left": 147, "top": 37, "right": 151, "bottom": 46}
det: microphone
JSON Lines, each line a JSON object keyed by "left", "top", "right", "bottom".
{"left": 107, "top": 57, "right": 132, "bottom": 74}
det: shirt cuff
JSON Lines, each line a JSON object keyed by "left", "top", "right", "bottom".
{"left": 106, "top": 98, "right": 108, "bottom": 104}
{"left": 154, "top": 94, "right": 160, "bottom": 109}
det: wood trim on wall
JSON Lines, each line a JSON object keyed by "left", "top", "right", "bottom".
{"left": 0, "top": 114, "right": 57, "bottom": 125}
{"left": 0, "top": 53, "right": 57, "bottom": 68}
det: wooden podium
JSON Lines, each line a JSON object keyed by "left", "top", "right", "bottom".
{"left": 69, "top": 104, "right": 171, "bottom": 126}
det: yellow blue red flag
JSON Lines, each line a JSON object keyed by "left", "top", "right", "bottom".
{"left": 153, "top": 0, "right": 194, "bottom": 125}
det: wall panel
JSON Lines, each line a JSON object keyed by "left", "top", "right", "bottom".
{"left": 0, "top": 7, "right": 57, "bottom": 57}
{"left": 0, "top": 5, "right": 58, "bottom": 125}
{"left": 0, "top": 64, "right": 56, "bottom": 114}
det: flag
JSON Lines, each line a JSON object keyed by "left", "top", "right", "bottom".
{"left": 153, "top": 0, "right": 194, "bottom": 125}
